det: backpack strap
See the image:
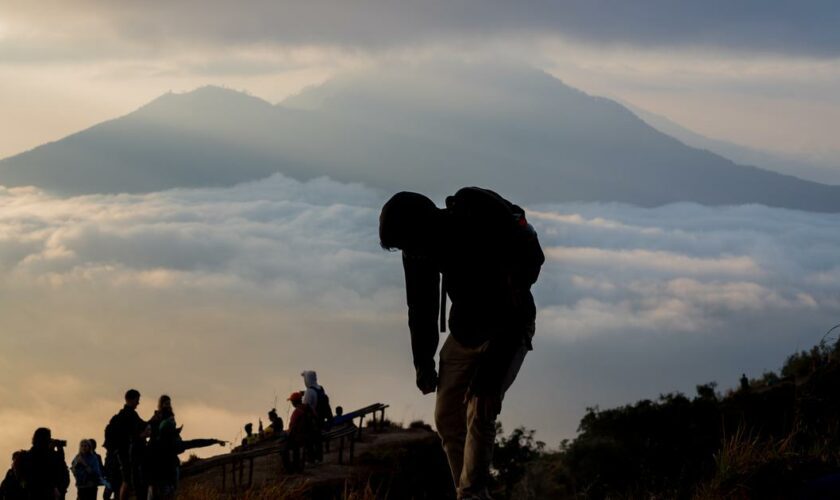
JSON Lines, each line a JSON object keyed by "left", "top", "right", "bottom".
{"left": 439, "top": 274, "right": 447, "bottom": 333}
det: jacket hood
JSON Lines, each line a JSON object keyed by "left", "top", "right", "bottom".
{"left": 301, "top": 370, "right": 321, "bottom": 390}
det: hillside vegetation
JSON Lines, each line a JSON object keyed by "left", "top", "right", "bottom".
{"left": 503, "top": 338, "right": 840, "bottom": 499}
{"left": 175, "top": 337, "right": 840, "bottom": 499}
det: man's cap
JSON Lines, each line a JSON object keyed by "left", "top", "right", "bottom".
{"left": 288, "top": 391, "right": 303, "bottom": 403}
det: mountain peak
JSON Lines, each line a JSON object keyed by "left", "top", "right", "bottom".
{"left": 2, "top": 62, "right": 840, "bottom": 212}
{"left": 135, "top": 85, "right": 272, "bottom": 122}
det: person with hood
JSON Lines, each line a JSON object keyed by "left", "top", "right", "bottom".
{"left": 300, "top": 371, "right": 333, "bottom": 427}
{"left": 379, "top": 187, "right": 544, "bottom": 500}
{"left": 71, "top": 440, "right": 105, "bottom": 500}
{"left": 300, "top": 371, "right": 330, "bottom": 462}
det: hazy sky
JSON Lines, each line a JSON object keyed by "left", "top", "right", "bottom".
{"left": 2, "top": 1, "right": 840, "bottom": 170}
{"left": 2, "top": 0, "right": 840, "bottom": 474}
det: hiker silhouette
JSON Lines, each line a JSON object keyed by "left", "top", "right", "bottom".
{"left": 0, "top": 450, "right": 27, "bottom": 500}
{"left": 103, "top": 389, "right": 148, "bottom": 500}
{"left": 380, "top": 187, "right": 544, "bottom": 499}
{"left": 14, "top": 427, "right": 70, "bottom": 500}
{"left": 71, "top": 439, "right": 106, "bottom": 500}
{"left": 283, "top": 391, "right": 319, "bottom": 473}
{"left": 144, "top": 395, "right": 224, "bottom": 499}
{"left": 264, "top": 409, "right": 284, "bottom": 439}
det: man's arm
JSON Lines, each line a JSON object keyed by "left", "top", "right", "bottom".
{"left": 179, "top": 439, "right": 225, "bottom": 454}
{"left": 131, "top": 412, "right": 149, "bottom": 440}
{"left": 402, "top": 252, "right": 440, "bottom": 393}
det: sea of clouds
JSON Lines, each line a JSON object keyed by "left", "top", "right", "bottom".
{"left": 1, "top": 173, "right": 838, "bottom": 462}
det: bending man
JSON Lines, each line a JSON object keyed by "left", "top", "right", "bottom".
{"left": 379, "top": 187, "right": 544, "bottom": 499}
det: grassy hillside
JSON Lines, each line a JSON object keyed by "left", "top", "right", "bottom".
{"left": 504, "top": 338, "right": 840, "bottom": 499}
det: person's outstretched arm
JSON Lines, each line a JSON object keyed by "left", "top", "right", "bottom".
{"left": 179, "top": 439, "right": 225, "bottom": 453}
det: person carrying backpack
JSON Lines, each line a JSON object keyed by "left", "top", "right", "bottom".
{"left": 379, "top": 187, "right": 544, "bottom": 500}
{"left": 103, "top": 389, "right": 148, "bottom": 500}
{"left": 301, "top": 371, "right": 331, "bottom": 462}
{"left": 301, "top": 371, "right": 333, "bottom": 428}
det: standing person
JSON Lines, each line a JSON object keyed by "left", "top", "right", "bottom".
{"left": 146, "top": 396, "right": 223, "bottom": 500}
{"left": 105, "top": 389, "right": 149, "bottom": 500}
{"left": 301, "top": 371, "right": 333, "bottom": 426}
{"left": 85, "top": 440, "right": 104, "bottom": 485}
{"left": 300, "top": 371, "right": 330, "bottom": 461}
{"left": 282, "top": 392, "right": 317, "bottom": 473}
{"left": 71, "top": 440, "right": 104, "bottom": 500}
{"left": 144, "top": 395, "right": 172, "bottom": 498}
{"left": 101, "top": 431, "right": 121, "bottom": 500}
{"left": 146, "top": 396, "right": 174, "bottom": 445}
{"left": 0, "top": 451, "right": 26, "bottom": 500}
{"left": 18, "top": 428, "right": 70, "bottom": 500}
{"left": 379, "top": 187, "right": 544, "bottom": 499}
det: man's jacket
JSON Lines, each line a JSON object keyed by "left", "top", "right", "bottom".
{"left": 402, "top": 187, "right": 545, "bottom": 375}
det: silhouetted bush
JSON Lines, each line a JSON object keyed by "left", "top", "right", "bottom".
{"left": 552, "top": 338, "right": 840, "bottom": 499}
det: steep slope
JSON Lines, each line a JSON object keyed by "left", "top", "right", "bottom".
{"left": 2, "top": 63, "right": 840, "bottom": 212}
{"left": 627, "top": 102, "right": 840, "bottom": 186}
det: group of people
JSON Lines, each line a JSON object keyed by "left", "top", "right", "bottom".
{"left": 4, "top": 186, "right": 543, "bottom": 500}
{"left": 0, "top": 428, "right": 70, "bottom": 500}
{"left": 238, "top": 371, "right": 335, "bottom": 473}
{"left": 1, "top": 370, "right": 339, "bottom": 500}
{"left": 1, "top": 390, "right": 224, "bottom": 500}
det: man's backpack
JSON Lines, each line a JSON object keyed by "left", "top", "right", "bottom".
{"left": 440, "top": 187, "right": 545, "bottom": 332}
{"left": 313, "top": 387, "right": 333, "bottom": 426}
{"left": 103, "top": 414, "right": 124, "bottom": 452}
{"left": 445, "top": 186, "right": 544, "bottom": 287}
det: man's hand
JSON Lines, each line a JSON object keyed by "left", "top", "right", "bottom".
{"left": 416, "top": 365, "right": 438, "bottom": 395}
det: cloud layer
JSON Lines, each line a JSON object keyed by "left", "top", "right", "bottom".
{"left": 1, "top": 175, "right": 839, "bottom": 466}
